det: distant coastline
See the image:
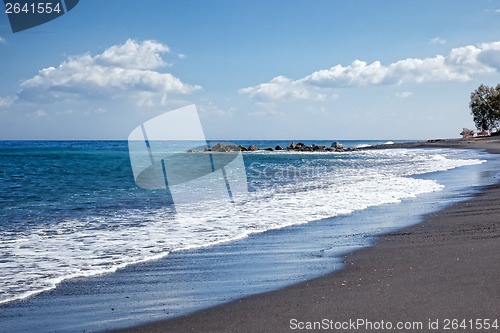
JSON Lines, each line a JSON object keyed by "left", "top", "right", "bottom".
{"left": 357, "top": 135, "right": 500, "bottom": 154}
{"left": 184, "top": 136, "right": 500, "bottom": 154}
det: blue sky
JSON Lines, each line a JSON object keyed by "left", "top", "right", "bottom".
{"left": 1, "top": 0, "right": 500, "bottom": 140}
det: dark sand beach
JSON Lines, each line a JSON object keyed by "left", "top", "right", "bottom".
{"left": 115, "top": 137, "right": 500, "bottom": 333}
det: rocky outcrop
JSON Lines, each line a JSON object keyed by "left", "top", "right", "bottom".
{"left": 207, "top": 143, "right": 241, "bottom": 152}
{"left": 188, "top": 141, "right": 351, "bottom": 153}
{"left": 226, "top": 144, "right": 239, "bottom": 152}
{"left": 211, "top": 143, "right": 225, "bottom": 151}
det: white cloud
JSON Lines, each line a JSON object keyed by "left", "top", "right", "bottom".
{"left": 476, "top": 41, "right": 500, "bottom": 71}
{"left": 241, "top": 42, "right": 500, "bottom": 101}
{"left": 94, "top": 39, "right": 170, "bottom": 69}
{"left": 430, "top": 37, "right": 446, "bottom": 45}
{"left": 178, "top": 53, "right": 186, "bottom": 59}
{"left": 495, "top": 9, "right": 500, "bottom": 13}
{"left": 396, "top": 91, "right": 413, "bottom": 98}
{"left": 0, "top": 36, "right": 5, "bottom": 44}
{"left": 8, "top": 39, "right": 200, "bottom": 106}
{"left": 239, "top": 76, "right": 328, "bottom": 101}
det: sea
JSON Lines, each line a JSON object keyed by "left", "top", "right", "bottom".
{"left": 0, "top": 140, "right": 499, "bottom": 332}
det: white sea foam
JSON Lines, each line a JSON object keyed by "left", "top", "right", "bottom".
{"left": 0, "top": 148, "right": 486, "bottom": 304}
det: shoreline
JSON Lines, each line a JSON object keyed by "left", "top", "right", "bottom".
{"left": 359, "top": 136, "right": 500, "bottom": 154}
{"left": 114, "top": 137, "right": 500, "bottom": 333}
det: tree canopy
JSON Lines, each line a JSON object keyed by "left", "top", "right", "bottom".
{"left": 469, "top": 84, "right": 500, "bottom": 132}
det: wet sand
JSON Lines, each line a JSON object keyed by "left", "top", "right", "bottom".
{"left": 114, "top": 136, "right": 500, "bottom": 333}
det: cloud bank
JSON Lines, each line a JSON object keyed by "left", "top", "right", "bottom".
{"left": 4, "top": 39, "right": 200, "bottom": 106}
{"left": 241, "top": 41, "right": 500, "bottom": 101}
{"left": 240, "top": 76, "right": 328, "bottom": 101}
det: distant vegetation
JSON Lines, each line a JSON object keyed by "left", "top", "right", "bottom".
{"left": 469, "top": 84, "right": 500, "bottom": 133}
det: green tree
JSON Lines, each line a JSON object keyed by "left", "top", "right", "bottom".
{"left": 469, "top": 84, "right": 500, "bottom": 132}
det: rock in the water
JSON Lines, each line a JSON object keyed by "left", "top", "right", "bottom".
{"left": 265, "top": 147, "right": 275, "bottom": 151}
{"left": 211, "top": 143, "right": 225, "bottom": 151}
{"left": 248, "top": 145, "right": 259, "bottom": 151}
{"left": 288, "top": 142, "right": 297, "bottom": 149}
{"left": 238, "top": 145, "right": 248, "bottom": 151}
{"left": 187, "top": 149, "right": 201, "bottom": 153}
{"left": 313, "top": 145, "right": 325, "bottom": 151}
{"left": 204, "top": 147, "right": 212, "bottom": 152}
{"left": 275, "top": 145, "right": 284, "bottom": 150}
{"left": 297, "top": 142, "right": 305, "bottom": 147}
{"left": 311, "top": 144, "right": 325, "bottom": 151}
{"left": 331, "top": 141, "right": 342, "bottom": 149}
{"left": 226, "top": 144, "right": 239, "bottom": 151}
